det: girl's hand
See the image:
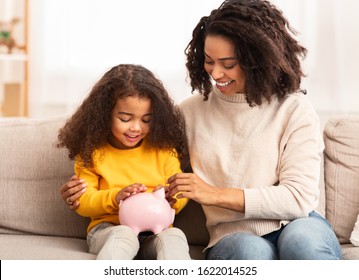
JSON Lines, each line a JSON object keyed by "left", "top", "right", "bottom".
{"left": 154, "top": 185, "right": 177, "bottom": 206}
{"left": 115, "top": 183, "right": 147, "bottom": 204}
{"left": 60, "top": 175, "right": 88, "bottom": 210}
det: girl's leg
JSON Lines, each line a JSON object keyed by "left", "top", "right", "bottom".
{"left": 87, "top": 222, "right": 139, "bottom": 260}
{"left": 138, "top": 227, "right": 191, "bottom": 260}
{"left": 206, "top": 232, "right": 278, "bottom": 260}
{"left": 278, "top": 212, "right": 342, "bottom": 260}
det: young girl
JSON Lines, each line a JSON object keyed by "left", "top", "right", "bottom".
{"left": 56, "top": 64, "right": 190, "bottom": 260}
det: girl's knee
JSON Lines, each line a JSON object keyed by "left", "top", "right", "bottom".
{"left": 161, "top": 227, "right": 187, "bottom": 239}
{"left": 109, "top": 225, "right": 139, "bottom": 244}
{"left": 155, "top": 227, "right": 190, "bottom": 260}
{"left": 157, "top": 227, "right": 189, "bottom": 247}
{"left": 95, "top": 225, "right": 140, "bottom": 259}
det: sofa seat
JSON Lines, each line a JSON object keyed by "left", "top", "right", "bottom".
{"left": 341, "top": 244, "right": 359, "bottom": 260}
{"left": 0, "top": 234, "right": 95, "bottom": 259}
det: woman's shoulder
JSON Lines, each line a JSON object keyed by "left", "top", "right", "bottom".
{"left": 179, "top": 93, "right": 204, "bottom": 109}
{"left": 278, "top": 92, "right": 320, "bottom": 128}
{"left": 281, "top": 92, "right": 317, "bottom": 114}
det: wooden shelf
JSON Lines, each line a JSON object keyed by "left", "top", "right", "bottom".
{"left": 0, "top": 0, "right": 28, "bottom": 117}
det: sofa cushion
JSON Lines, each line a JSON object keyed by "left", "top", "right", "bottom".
{"left": 0, "top": 117, "right": 89, "bottom": 239}
{"left": 0, "top": 234, "right": 95, "bottom": 259}
{"left": 323, "top": 115, "right": 359, "bottom": 244}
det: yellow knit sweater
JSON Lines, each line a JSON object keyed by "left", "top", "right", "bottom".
{"left": 75, "top": 139, "right": 188, "bottom": 233}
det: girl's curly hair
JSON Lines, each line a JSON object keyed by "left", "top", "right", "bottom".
{"left": 57, "top": 64, "right": 187, "bottom": 168}
{"left": 185, "top": 0, "right": 307, "bottom": 106}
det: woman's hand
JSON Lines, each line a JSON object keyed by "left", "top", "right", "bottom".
{"left": 167, "top": 172, "right": 245, "bottom": 212}
{"left": 59, "top": 175, "right": 88, "bottom": 210}
{"left": 115, "top": 184, "right": 147, "bottom": 204}
{"left": 167, "top": 173, "right": 217, "bottom": 205}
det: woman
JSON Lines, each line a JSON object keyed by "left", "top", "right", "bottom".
{"left": 61, "top": 0, "right": 342, "bottom": 259}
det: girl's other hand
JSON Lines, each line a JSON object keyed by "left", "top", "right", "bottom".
{"left": 116, "top": 183, "right": 147, "bottom": 204}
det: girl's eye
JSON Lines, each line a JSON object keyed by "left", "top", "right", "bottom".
{"left": 142, "top": 118, "right": 152, "bottom": 124}
{"left": 120, "top": 118, "right": 131, "bottom": 122}
{"left": 204, "top": 60, "right": 214, "bottom": 65}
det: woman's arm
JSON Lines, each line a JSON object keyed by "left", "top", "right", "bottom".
{"left": 59, "top": 175, "right": 87, "bottom": 210}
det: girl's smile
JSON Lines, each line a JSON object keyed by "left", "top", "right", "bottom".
{"left": 109, "top": 96, "right": 152, "bottom": 149}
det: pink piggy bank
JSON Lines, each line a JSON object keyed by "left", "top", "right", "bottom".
{"left": 119, "top": 188, "right": 175, "bottom": 235}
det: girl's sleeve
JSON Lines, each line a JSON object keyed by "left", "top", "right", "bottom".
{"left": 74, "top": 159, "right": 119, "bottom": 217}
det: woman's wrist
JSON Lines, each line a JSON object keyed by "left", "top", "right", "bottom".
{"left": 216, "top": 187, "right": 245, "bottom": 213}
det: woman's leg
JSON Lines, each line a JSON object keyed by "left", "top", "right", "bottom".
{"left": 87, "top": 222, "right": 139, "bottom": 260}
{"left": 207, "top": 232, "right": 278, "bottom": 260}
{"left": 138, "top": 227, "right": 191, "bottom": 260}
{"left": 278, "top": 212, "right": 342, "bottom": 260}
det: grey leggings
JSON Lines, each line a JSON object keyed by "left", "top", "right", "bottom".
{"left": 87, "top": 222, "right": 191, "bottom": 260}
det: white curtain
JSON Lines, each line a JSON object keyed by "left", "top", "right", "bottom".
{"left": 28, "top": 0, "right": 359, "bottom": 118}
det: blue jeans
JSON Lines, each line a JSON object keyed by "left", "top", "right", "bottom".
{"left": 206, "top": 212, "right": 342, "bottom": 260}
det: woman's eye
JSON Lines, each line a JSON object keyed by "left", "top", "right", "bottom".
{"left": 205, "top": 60, "right": 214, "bottom": 65}
{"left": 224, "top": 64, "right": 236, "bottom": 69}
{"left": 142, "top": 119, "right": 151, "bottom": 124}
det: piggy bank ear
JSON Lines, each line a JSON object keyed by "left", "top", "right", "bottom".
{"left": 153, "top": 187, "right": 165, "bottom": 199}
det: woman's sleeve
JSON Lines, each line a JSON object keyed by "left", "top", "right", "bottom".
{"left": 244, "top": 110, "right": 323, "bottom": 220}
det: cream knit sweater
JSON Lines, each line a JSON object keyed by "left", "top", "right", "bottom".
{"left": 179, "top": 87, "right": 323, "bottom": 248}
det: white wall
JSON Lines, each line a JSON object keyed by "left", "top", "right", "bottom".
{"left": 28, "top": 0, "right": 224, "bottom": 117}
{"left": 27, "top": 0, "right": 359, "bottom": 118}
{"left": 273, "top": 0, "right": 359, "bottom": 114}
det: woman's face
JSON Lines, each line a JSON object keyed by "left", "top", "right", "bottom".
{"left": 204, "top": 35, "right": 245, "bottom": 95}
{"left": 109, "top": 95, "right": 152, "bottom": 149}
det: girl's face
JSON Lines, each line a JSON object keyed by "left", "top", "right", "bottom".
{"left": 109, "top": 95, "right": 152, "bottom": 149}
{"left": 204, "top": 35, "right": 245, "bottom": 95}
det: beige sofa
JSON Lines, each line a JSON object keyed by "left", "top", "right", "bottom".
{"left": 0, "top": 115, "right": 358, "bottom": 260}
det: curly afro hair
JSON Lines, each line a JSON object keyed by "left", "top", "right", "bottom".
{"left": 185, "top": 0, "right": 307, "bottom": 106}
{"left": 57, "top": 64, "right": 188, "bottom": 168}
